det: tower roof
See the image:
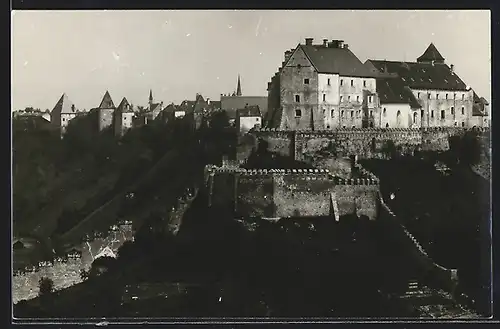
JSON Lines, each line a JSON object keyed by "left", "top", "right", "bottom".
{"left": 149, "top": 89, "right": 153, "bottom": 102}
{"left": 236, "top": 75, "right": 242, "bottom": 96}
{"left": 117, "top": 97, "right": 133, "bottom": 113}
{"left": 99, "top": 91, "right": 115, "bottom": 109}
{"left": 417, "top": 43, "right": 445, "bottom": 63}
{"left": 52, "top": 93, "right": 75, "bottom": 114}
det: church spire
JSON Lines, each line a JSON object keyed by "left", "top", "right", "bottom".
{"left": 149, "top": 89, "right": 153, "bottom": 105}
{"left": 236, "top": 75, "right": 242, "bottom": 96}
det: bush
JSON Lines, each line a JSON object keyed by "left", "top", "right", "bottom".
{"left": 38, "top": 277, "right": 54, "bottom": 297}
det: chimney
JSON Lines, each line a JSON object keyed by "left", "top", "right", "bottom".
{"left": 337, "top": 40, "right": 344, "bottom": 48}
{"left": 284, "top": 50, "right": 293, "bottom": 62}
{"left": 450, "top": 64, "right": 454, "bottom": 72}
{"left": 305, "top": 38, "right": 313, "bottom": 46}
{"left": 323, "top": 39, "right": 328, "bottom": 46}
{"left": 343, "top": 44, "right": 349, "bottom": 49}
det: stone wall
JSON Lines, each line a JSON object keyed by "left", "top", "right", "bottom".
{"left": 13, "top": 223, "right": 134, "bottom": 304}
{"left": 207, "top": 166, "right": 380, "bottom": 220}
{"left": 248, "top": 127, "right": 489, "bottom": 163}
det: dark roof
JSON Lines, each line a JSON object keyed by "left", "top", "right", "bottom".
{"left": 417, "top": 43, "right": 445, "bottom": 63}
{"left": 220, "top": 96, "right": 268, "bottom": 119}
{"left": 237, "top": 105, "right": 261, "bottom": 117}
{"left": 99, "top": 91, "right": 115, "bottom": 109}
{"left": 377, "top": 78, "right": 421, "bottom": 109}
{"left": 117, "top": 97, "right": 133, "bottom": 113}
{"left": 480, "top": 97, "right": 489, "bottom": 105}
{"left": 208, "top": 101, "right": 221, "bottom": 110}
{"left": 298, "top": 44, "right": 376, "bottom": 78}
{"left": 367, "top": 60, "right": 468, "bottom": 91}
{"left": 52, "top": 93, "right": 75, "bottom": 114}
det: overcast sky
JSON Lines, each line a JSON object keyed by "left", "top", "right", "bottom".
{"left": 12, "top": 10, "right": 491, "bottom": 111}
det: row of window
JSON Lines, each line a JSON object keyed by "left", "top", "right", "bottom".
{"left": 417, "top": 92, "right": 467, "bottom": 101}
{"left": 303, "top": 78, "right": 369, "bottom": 88}
{"left": 295, "top": 94, "right": 373, "bottom": 103}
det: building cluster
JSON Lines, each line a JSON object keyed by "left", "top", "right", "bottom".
{"left": 19, "top": 38, "right": 489, "bottom": 138}
{"left": 44, "top": 74, "right": 268, "bottom": 138}
{"left": 265, "top": 38, "right": 489, "bottom": 130}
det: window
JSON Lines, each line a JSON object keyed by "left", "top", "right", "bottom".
{"left": 369, "top": 122, "right": 374, "bottom": 128}
{"left": 363, "top": 80, "right": 367, "bottom": 87}
{"left": 386, "top": 123, "right": 389, "bottom": 128}
{"left": 451, "top": 107, "right": 454, "bottom": 115}
{"left": 418, "top": 92, "right": 420, "bottom": 98}
{"left": 436, "top": 94, "right": 439, "bottom": 99}
{"left": 369, "top": 96, "right": 372, "bottom": 103}
{"left": 297, "top": 64, "right": 301, "bottom": 69}
{"left": 356, "top": 96, "right": 360, "bottom": 102}
{"left": 413, "top": 112, "right": 417, "bottom": 123}
{"left": 295, "top": 95, "right": 300, "bottom": 102}
{"left": 350, "top": 111, "right": 354, "bottom": 118}
{"left": 431, "top": 110, "right": 434, "bottom": 118}
{"left": 304, "top": 78, "right": 310, "bottom": 85}
{"left": 428, "top": 93, "right": 431, "bottom": 99}
{"left": 351, "top": 80, "right": 354, "bottom": 86}
{"left": 340, "top": 79, "right": 343, "bottom": 86}
{"left": 383, "top": 108, "right": 386, "bottom": 116}
{"left": 352, "top": 125, "right": 356, "bottom": 128}
{"left": 348, "top": 96, "right": 351, "bottom": 102}
{"left": 331, "top": 110, "right": 335, "bottom": 117}
{"left": 326, "top": 125, "right": 330, "bottom": 129}
{"left": 295, "top": 109, "right": 302, "bottom": 117}
{"left": 462, "top": 122, "right": 465, "bottom": 127}
{"left": 461, "top": 106, "right": 465, "bottom": 115}
{"left": 323, "top": 94, "right": 326, "bottom": 102}
{"left": 454, "top": 122, "right": 457, "bottom": 126}
{"left": 327, "top": 78, "right": 331, "bottom": 86}
{"left": 462, "top": 94, "right": 465, "bottom": 100}
{"left": 256, "top": 118, "right": 260, "bottom": 121}
{"left": 62, "top": 118, "right": 65, "bottom": 122}
{"left": 370, "top": 110, "right": 373, "bottom": 117}
{"left": 421, "top": 110, "right": 424, "bottom": 118}
{"left": 445, "top": 93, "right": 448, "bottom": 99}
{"left": 340, "top": 96, "right": 343, "bottom": 102}
{"left": 341, "top": 110, "right": 345, "bottom": 117}
{"left": 441, "top": 110, "right": 445, "bottom": 119}
{"left": 343, "top": 125, "right": 346, "bottom": 128}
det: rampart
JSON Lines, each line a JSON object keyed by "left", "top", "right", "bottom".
{"left": 205, "top": 166, "right": 380, "bottom": 220}
{"left": 248, "top": 127, "right": 489, "bottom": 164}
{"left": 13, "top": 222, "right": 134, "bottom": 304}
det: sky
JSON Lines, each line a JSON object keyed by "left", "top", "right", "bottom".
{"left": 12, "top": 10, "right": 491, "bottom": 112}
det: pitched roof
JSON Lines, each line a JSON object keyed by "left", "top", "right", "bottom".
{"left": 220, "top": 96, "right": 268, "bottom": 119}
{"left": 237, "top": 105, "right": 262, "bottom": 117}
{"left": 367, "top": 60, "right": 468, "bottom": 91}
{"left": 298, "top": 44, "right": 375, "bottom": 78}
{"left": 376, "top": 78, "right": 421, "bottom": 109}
{"left": 52, "top": 93, "right": 75, "bottom": 115}
{"left": 417, "top": 43, "right": 445, "bottom": 63}
{"left": 117, "top": 97, "right": 133, "bottom": 113}
{"left": 99, "top": 91, "right": 115, "bottom": 109}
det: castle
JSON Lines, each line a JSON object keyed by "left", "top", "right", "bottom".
{"left": 265, "top": 38, "right": 489, "bottom": 130}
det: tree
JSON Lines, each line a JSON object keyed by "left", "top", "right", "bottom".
{"left": 38, "top": 277, "right": 54, "bottom": 297}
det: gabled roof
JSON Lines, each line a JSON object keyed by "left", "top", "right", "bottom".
{"left": 117, "top": 97, "right": 133, "bottom": 113}
{"left": 298, "top": 44, "right": 375, "bottom": 78}
{"left": 220, "top": 96, "right": 268, "bottom": 119}
{"left": 377, "top": 78, "right": 421, "bottom": 109}
{"left": 417, "top": 43, "right": 445, "bottom": 63}
{"left": 52, "top": 93, "right": 75, "bottom": 115}
{"left": 366, "top": 60, "right": 468, "bottom": 91}
{"left": 99, "top": 91, "right": 115, "bottom": 109}
{"left": 237, "top": 105, "right": 261, "bottom": 118}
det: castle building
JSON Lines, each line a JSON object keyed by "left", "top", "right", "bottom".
{"left": 220, "top": 75, "right": 268, "bottom": 125}
{"left": 365, "top": 43, "right": 483, "bottom": 128}
{"left": 51, "top": 93, "right": 79, "bottom": 135}
{"left": 266, "top": 39, "right": 488, "bottom": 130}
{"left": 113, "top": 97, "right": 134, "bottom": 137}
{"left": 266, "top": 38, "right": 378, "bottom": 130}
{"left": 96, "top": 91, "right": 116, "bottom": 131}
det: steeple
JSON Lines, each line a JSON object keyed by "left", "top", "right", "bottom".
{"left": 149, "top": 89, "right": 153, "bottom": 105}
{"left": 236, "top": 75, "right": 242, "bottom": 96}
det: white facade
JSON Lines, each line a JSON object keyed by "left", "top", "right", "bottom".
{"left": 379, "top": 104, "right": 412, "bottom": 128}
{"left": 60, "top": 113, "right": 78, "bottom": 133}
{"left": 411, "top": 89, "right": 474, "bottom": 128}
{"left": 239, "top": 116, "right": 262, "bottom": 133}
